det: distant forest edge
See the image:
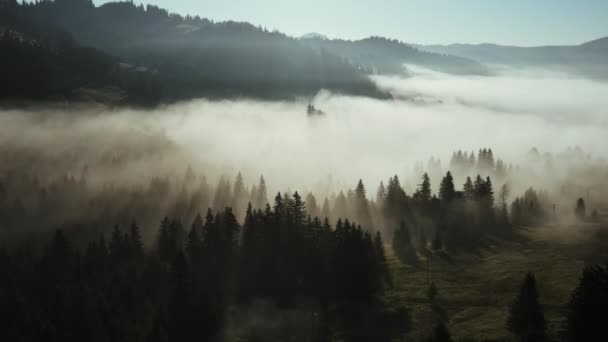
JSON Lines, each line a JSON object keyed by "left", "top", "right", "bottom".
{"left": 0, "top": 0, "right": 487, "bottom": 106}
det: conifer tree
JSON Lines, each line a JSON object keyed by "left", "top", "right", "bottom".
{"left": 385, "top": 175, "right": 408, "bottom": 223}
{"left": 376, "top": 181, "right": 386, "bottom": 206}
{"left": 417, "top": 173, "right": 432, "bottom": 203}
{"left": 187, "top": 213, "right": 203, "bottom": 260}
{"left": 439, "top": 171, "right": 456, "bottom": 203}
{"left": 507, "top": 272, "right": 548, "bottom": 341}
{"left": 110, "top": 224, "right": 124, "bottom": 260}
{"left": 575, "top": 198, "right": 586, "bottom": 219}
{"left": 432, "top": 232, "right": 443, "bottom": 250}
{"left": 98, "top": 234, "right": 108, "bottom": 260}
{"left": 473, "top": 175, "right": 485, "bottom": 200}
{"left": 129, "top": 221, "right": 143, "bottom": 256}
{"left": 463, "top": 177, "right": 474, "bottom": 200}
{"left": 305, "top": 192, "right": 320, "bottom": 218}
{"left": 392, "top": 220, "right": 417, "bottom": 265}
{"left": 201, "top": 209, "right": 214, "bottom": 243}
{"left": 468, "top": 151, "right": 476, "bottom": 169}
{"left": 498, "top": 183, "right": 510, "bottom": 225}
{"left": 321, "top": 197, "right": 331, "bottom": 221}
{"left": 231, "top": 172, "right": 248, "bottom": 221}
{"left": 484, "top": 176, "right": 495, "bottom": 206}
{"left": 255, "top": 175, "right": 268, "bottom": 209}
{"left": 563, "top": 264, "right": 608, "bottom": 341}
{"left": 426, "top": 322, "right": 453, "bottom": 342}
{"left": 273, "top": 192, "right": 285, "bottom": 220}
{"left": 212, "top": 176, "right": 231, "bottom": 211}
{"left": 374, "top": 231, "right": 392, "bottom": 287}
{"left": 354, "top": 179, "right": 372, "bottom": 229}
{"left": 291, "top": 191, "right": 306, "bottom": 226}
{"left": 249, "top": 184, "right": 258, "bottom": 209}
{"left": 333, "top": 191, "right": 349, "bottom": 221}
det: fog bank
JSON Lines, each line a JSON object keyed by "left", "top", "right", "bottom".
{"left": 1, "top": 68, "right": 607, "bottom": 196}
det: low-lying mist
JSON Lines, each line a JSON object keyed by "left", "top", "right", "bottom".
{"left": 2, "top": 67, "right": 606, "bottom": 195}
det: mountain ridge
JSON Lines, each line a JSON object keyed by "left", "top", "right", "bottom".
{"left": 417, "top": 36, "right": 608, "bottom": 78}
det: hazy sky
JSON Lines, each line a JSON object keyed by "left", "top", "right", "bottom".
{"left": 93, "top": 0, "right": 608, "bottom": 46}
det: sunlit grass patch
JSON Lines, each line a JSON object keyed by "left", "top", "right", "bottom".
{"left": 383, "top": 221, "right": 608, "bottom": 341}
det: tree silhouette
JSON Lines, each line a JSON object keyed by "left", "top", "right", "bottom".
{"left": 507, "top": 272, "right": 548, "bottom": 341}
{"left": 463, "top": 177, "right": 474, "bottom": 200}
{"left": 416, "top": 173, "right": 432, "bottom": 203}
{"left": 425, "top": 322, "right": 453, "bottom": 342}
{"left": 563, "top": 264, "right": 608, "bottom": 341}
{"left": 393, "top": 220, "right": 417, "bottom": 265}
{"left": 355, "top": 179, "right": 372, "bottom": 229}
{"left": 439, "top": 171, "right": 456, "bottom": 204}
{"left": 129, "top": 221, "right": 144, "bottom": 256}
{"left": 575, "top": 198, "right": 586, "bottom": 219}
{"left": 231, "top": 172, "right": 248, "bottom": 220}
{"left": 375, "top": 231, "right": 392, "bottom": 287}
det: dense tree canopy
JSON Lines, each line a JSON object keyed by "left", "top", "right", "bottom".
{"left": 0, "top": 146, "right": 601, "bottom": 341}
{"left": 0, "top": 0, "right": 389, "bottom": 105}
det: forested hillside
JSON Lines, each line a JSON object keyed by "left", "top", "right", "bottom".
{"left": 2, "top": 1, "right": 607, "bottom": 341}
{"left": 302, "top": 36, "right": 489, "bottom": 75}
{"left": 1, "top": 0, "right": 492, "bottom": 105}
{"left": 1, "top": 0, "right": 387, "bottom": 105}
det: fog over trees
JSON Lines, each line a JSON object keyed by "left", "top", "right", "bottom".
{"left": 1, "top": 0, "right": 608, "bottom": 341}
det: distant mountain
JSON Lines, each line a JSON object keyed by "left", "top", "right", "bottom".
{"left": 300, "top": 32, "right": 328, "bottom": 40}
{"left": 418, "top": 37, "right": 608, "bottom": 78}
{"left": 302, "top": 36, "right": 489, "bottom": 76}
{"left": 579, "top": 37, "right": 608, "bottom": 51}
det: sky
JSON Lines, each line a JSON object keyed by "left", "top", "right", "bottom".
{"left": 93, "top": 0, "right": 608, "bottom": 46}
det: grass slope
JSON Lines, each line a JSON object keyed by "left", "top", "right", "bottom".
{"left": 383, "top": 216, "right": 608, "bottom": 341}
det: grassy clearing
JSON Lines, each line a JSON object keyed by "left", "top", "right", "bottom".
{"left": 383, "top": 219, "right": 608, "bottom": 341}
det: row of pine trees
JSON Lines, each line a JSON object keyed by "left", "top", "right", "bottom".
{"left": 0, "top": 191, "right": 408, "bottom": 341}
{"left": 1, "top": 192, "right": 604, "bottom": 341}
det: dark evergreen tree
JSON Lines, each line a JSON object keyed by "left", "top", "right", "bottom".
{"left": 416, "top": 173, "right": 432, "bottom": 203}
{"left": 507, "top": 272, "right": 548, "bottom": 342}
{"left": 575, "top": 197, "right": 586, "bottom": 219}
{"left": 231, "top": 172, "right": 248, "bottom": 221}
{"left": 212, "top": 176, "right": 231, "bottom": 211}
{"left": 497, "top": 183, "right": 510, "bottom": 226}
{"left": 374, "top": 231, "right": 392, "bottom": 287}
{"left": 290, "top": 191, "right": 306, "bottom": 226}
{"left": 392, "top": 221, "right": 417, "bottom": 265}
{"left": 255, "top": 175, "right": 268, "bottom": 209}
{"left": 321, "top": 197, "right": 331, "bottom": 221}
{"left": 129, "top": 221, "right": 144, "bottom": 256}
{"left": 376, "top": 181, "right": 386, "bottom": 208}
{"left": 432, "top": 232, "right": 443, "bottom": 251}
{"left": 186, "top": 213, "right": 203, "bottom": 261}
{"left": 511, "top": 188, "right": 548, "bottom": 226}
{"left": 439, "top": 171, "right": 456, "bottom": 204}
{"left": 563, "top": 264, "right": 608, "bottom": 341}
{"left": 463, "top": 177, "right": 474, "bottom": 200}
{"left": 110, "top": 224, "right": 126, "bottom": 261}
{"left": 384, "top": 175, "right": 408, "bottom": 224}
{"left": 481, "top": 176, "right": 496, "bottom": 226}
{"left": 306, "top": 192, "right": 320, "bottom": 218}
{"left": 426, "top": 322, "right": 453, "bottom": 342}
{"left": 354, "top": 179, "right": 372, "bottom": 229}
{"left": 333, "top": 191, "right": 349, "bottom": 221}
